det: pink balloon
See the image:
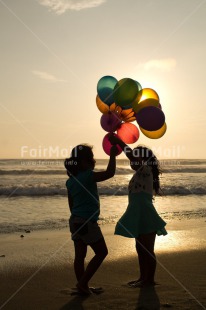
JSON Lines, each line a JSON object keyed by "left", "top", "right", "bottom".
{"left": 117, "top": 123, "right": 140, "bottom": 144}
{"left": 100, "top": 112, "right": 121, "bottom": 132}
{"left": 102, "top": 133, "right": 122, "bottom": 156}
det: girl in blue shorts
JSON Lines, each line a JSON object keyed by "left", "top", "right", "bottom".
{"left": 64, "top": 143, "right": 117, "bottom": 294}
{"left": 109, "top": 135, "right": 167, "bottom": 287}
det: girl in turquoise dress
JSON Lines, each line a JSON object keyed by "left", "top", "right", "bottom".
{"left": 109, "top": 135, "right": 167, "bottom": 287}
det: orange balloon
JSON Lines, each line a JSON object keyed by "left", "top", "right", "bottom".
{"left": 108, "top": 104, "right": 135, "bottom": 121}
{"left": 133, "top": 98, "right": 159, "bottom": 113}
{"left": 120, "top": 108, "right": 136, "bottom": 122}
{"left": 140, "top": 123, "right": 167, "bottom": 139}
{"left": 110, "top": 103, "right": 122, "bottom": 117}
{"left": 96, "top": 95, "right": 110, "bottom": 114}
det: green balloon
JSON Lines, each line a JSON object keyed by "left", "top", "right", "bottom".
{"left": 113, "top": 78, "right": 139, "bottom": 107}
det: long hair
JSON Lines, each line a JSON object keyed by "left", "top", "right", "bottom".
{"left": 133, "top": 146, "right": 162, "bottom": 195}
{"left": 64, "top": 144, "right": 94, "bottom": 177}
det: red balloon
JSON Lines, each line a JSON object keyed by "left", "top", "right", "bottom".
{"left": 100, "top": 112, "right": 121, "bottom": 132}
{"left": 117, "top": 123, "right": 140, "bottom": 144}
{"left": 102, "top": 133, "right": 122, "bottom": 156}
{"left": 135, "top": 106, "right": 165, "bottom": 131}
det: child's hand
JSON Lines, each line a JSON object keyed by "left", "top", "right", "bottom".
{"left": 109, "top": 134, "right": 121, "bottom": 145}
{"left": 110, "top": 145, "right": 119, "bottom": 156}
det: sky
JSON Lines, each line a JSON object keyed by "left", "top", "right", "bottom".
{"left": 0, "top": 0, "right": 206, "bottom": 159}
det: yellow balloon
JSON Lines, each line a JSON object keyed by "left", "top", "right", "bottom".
{"left": 133, "top": 88, "right": 160, "bottom": 106}
{"left": 140, "top": 123, "right": 167, "bottom": 139}
{"left": 133, "top": 98, "right": 159, "bottom": 113}
{"left": 96, "top": 95, "right": 110, "bottom": 114}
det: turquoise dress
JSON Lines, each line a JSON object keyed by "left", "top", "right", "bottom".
{"left": 115, "top": 166, "right": 167, "bottom": 238}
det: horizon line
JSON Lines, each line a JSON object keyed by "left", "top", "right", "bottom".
{"left": 0, "top": 158, "right": 205, "bottom": 161}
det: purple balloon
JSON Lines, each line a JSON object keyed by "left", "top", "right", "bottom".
{"left": 135, "top": 106, "right": 165, "bottom": 131}
{"left": 100, "top": 112, "right": 121, "bottom": 132}
{"left": 102, "top": 133, "right": 122, "bottom": 156}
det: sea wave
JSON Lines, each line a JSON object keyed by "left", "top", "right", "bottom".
{"left": 1, "top": 166, "right": 206, "bottom": 175}
{"left": 0, "top": 168, "right": 132, "bottom": 176}
{"left": 0, "top": 185, "right": 205, "bottom": 197}
{"left": 0, "top": 169, "right": 65, "bottom": 175}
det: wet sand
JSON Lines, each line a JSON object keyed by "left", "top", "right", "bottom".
{"left": 0, "top": 220, "right": 206, "bottom": 310}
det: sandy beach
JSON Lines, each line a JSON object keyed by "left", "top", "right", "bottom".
{"left": 0, "top": 219, "right": 206, "bottom": 310}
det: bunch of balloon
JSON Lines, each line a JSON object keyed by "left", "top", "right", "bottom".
{"left": 96, "top": 76, "right": 167, "bottom": 155}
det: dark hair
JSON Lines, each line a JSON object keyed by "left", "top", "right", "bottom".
{"left": 132, "top": 146, "right": 162, "bottom": 195}
{"left": 64, "top": 144, "right": 94, "bottom": 177}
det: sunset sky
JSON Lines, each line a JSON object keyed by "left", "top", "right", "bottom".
{"left": 0, "top": 0, "right": 206, "bottom": 159}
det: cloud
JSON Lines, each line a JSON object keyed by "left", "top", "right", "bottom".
{"left": 138, "top": 58, "right": 176, "bottom": 72}
{"left": 32, "top": 70, "right": 67, "bottom": 82}
{"left": 38, "top": 0, "right": 106, "bottom": 14}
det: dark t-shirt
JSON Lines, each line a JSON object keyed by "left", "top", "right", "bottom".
{"left": 66, "top": 169, "right": 100, "bottom": 221}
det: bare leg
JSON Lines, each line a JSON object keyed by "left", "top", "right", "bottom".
{"left": 74, "top": 239, "right": 87, "bottom": 282}
{"left": 77, "top": 238, "right": 108, "bottom": 290}
{"left": 136, "top": 232, "right": 156, "bottom": 284}
{"left": 144, "top": 232, "right": 156, "bottom": 283}
{"left": 135, "top": 238, "right": 146, "bottom": 282}
{"left": 127, "top": 239, "right": 144, "bottom": 287}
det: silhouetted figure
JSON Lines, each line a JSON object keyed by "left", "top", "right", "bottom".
{"left": 65, "top": 143, "right": 118, "bottom": 294}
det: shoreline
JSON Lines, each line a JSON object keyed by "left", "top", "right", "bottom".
{"left": 0, "top": 219, "right": 206, "bottom": 309}
{"left": 1, "top": 194, "right": 206, "bottom": 235}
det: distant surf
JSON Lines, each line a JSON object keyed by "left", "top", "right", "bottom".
{"left": 0, "top": 159, "right": 206, "bottom": 197}
{"left": 0, "top": 184, "right": 205, "bottom": 197}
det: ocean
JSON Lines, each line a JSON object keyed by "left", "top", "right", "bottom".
{"left": 0, "top": 159, "right": 205, "bottom": 233}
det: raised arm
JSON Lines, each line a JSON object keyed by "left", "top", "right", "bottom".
{"left": 93, "top": 145, "right": 117, "bottom": 182}
{"left": 109, "top": 135, "right": 135, "bottom": 162}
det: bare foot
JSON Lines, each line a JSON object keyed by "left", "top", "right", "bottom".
{"left": 130, "top": 280, "right": 157, "bottom": 288}
{"left": 127, "top": 279, "right": 142, "bottom": 286}
{"left": 76, "top": 283, "right": 91, "bottom": 295}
